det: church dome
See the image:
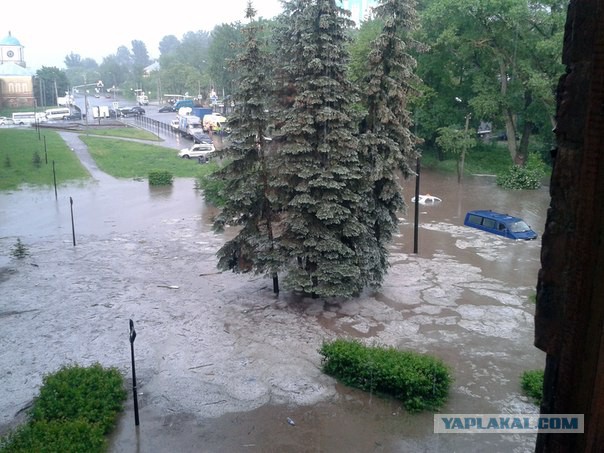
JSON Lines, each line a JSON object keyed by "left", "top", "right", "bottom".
{"left": 0, "top": 32, "right": 21, "bottom": 46}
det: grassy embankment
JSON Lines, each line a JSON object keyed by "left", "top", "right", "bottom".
{"left": 1, "top": 126, "right": 533, "bottom": 192}
{"left": 0, "top": 127, "right": 214, "bottom": 190}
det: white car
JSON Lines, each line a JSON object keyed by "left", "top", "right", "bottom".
{"left": 178, "top": 143, "right": 216, "bottom": 160}
{"left": 0, "top": 116, "right": 14, "bottom": 126}
{"left": 411, "top": 194, "right": 442, "bottom": 205}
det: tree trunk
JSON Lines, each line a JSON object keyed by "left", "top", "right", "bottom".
{"left": 504, "top": 108, "right": 518, "bottom": 163}
{"left": 516, "top": 90, "right": 534, "bottom": 166}
{"left": 260, "top": 140, "right": 279, "bottom": 294}
{"left": 500, "top": 61, "right": 518, "bottom": 163}
{"left": 534, "top": 0, "right": 604, "bottom": 449}
{"left": 517, "top": 120, "right": 533, "bottom": 166}
{"left": 459, "top": 113, "right": 471, "bottom": 184}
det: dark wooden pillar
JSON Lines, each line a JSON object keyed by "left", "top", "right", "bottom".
{"left": 534, "top": 1, "right": 604, "bottom": 451}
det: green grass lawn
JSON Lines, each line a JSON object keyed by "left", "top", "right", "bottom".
{"left": 1, "top": 126, "right": 530, "bottom": 192}
{"left": 80, "top": 136, "right": 208, "bottom": 179}
{"left": 0, "top": 129, "right": 90, "bottom": 190}
{"left": 0, "top": 128, "right": 212, "bottom": 190}
{"left": 79, "top": 126, "right": 159, "bottom": 141}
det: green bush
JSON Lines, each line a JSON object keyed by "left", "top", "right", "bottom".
{"left": 148, "top": 169, "right": 173, "bottom": 186}
{"left": 0, "top": 363, "right": 126, "bottom": 452}
{"left": 196, "top": 160, "right": 227, "bottom": 207}
{"left": 32, "top": 151, "right": 42, "bottom": 168}
{"left": 30, "top": 363, "right": 126, "bottom": 434}
{"left": 521, "top": 369, "right": 544, "bottom": 405}
{"left": 0, "top": 419, "right": 106, "bottom": 453}
{"left": 496, "top": 153, "right": 547, "bottom": 189}
{"left": 320, "top": 339, "right": 452, "bottom": 413}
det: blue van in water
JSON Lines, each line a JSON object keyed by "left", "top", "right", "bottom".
{"left": 463, "top": 210, "right": 538, "bottom": 240}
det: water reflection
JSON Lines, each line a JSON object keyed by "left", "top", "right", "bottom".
{"left": 0, "top": 178, "right": 207, "bottom": 241}
{"left": 148, "top": 184, "right": 173, "bottom": 200}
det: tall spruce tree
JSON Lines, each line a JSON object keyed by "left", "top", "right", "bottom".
{"left": 359, "top": 0, "right": 421, "bottom": 285}
{"left": 213, "top": 1, "right": 280, "bottom": 293}
{"left": 272, "top": 0, "right": 373, "bottom": 297}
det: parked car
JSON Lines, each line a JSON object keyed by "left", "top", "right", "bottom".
{"left": 130, "top": 106, "right": 145, "bottom": 115}
{"left": 119, "top": 107, "right": 144, "bottom": 117}
{"left": 464, "top": 210, "right": 538, "bottom": 240}
{"left": 178, "top": 143, "right": 215, "bottom": 160}
{"left": 159, "top": 105, "right": 176, "bottom": 113}
{"left": 64, "top": 112, "right": 82, "bottom": 121}
{"left": 0, "top": 116, "right": 14, "bottom": 125}
{"left": 192, "top": 130, "right": 212, "bottom": 145}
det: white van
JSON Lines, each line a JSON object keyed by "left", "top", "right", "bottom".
{"left": 12, "top": 112, "right": 37, "bottom": 125}
{"left": 45, "top": 107, "right": 71, "bottom": 120}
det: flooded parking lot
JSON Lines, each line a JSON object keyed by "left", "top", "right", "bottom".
{"left": 0, "top": 142, "right": 549, "bottom": 451}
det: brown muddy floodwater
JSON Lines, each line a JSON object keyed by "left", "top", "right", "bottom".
{"left": 0, "top": 152, "right": 549, "bottom": 452}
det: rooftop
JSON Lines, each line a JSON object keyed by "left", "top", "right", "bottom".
{"left": 0, "top": 31, "right": 21, "bottom": 47}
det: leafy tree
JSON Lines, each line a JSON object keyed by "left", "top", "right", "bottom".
{"left": 98, "top": 55, "right": 129, "bottom": 92}
{"left": 63, "top": 53, "right": 100, "bottom": 88}
{"left": 115, "top": 46, "right": 133, "bottom": 67}
{"left": 418, "top": 0, "right": 564, "bottom": 165}
{"left": 35, "top": 67, "right": 70, "bottom": 107}
{"left": 435, "top": 119, "right": 476, "bottom": 183}
{"left": 160, "top": 63, "right": 203, "bottom": 99}
{"left": 271, "top": 0, "right": 371, "bottom": 297}
{"left": 358, "top": 0, "right": 421, "bottom": 286}
{"left": 177, "top": 31, "right": 211, "bottom": 73}
{"left": 213, "top": 1, "right": 280, "bottom": 293}
{"left": 158, "top": 35, "right": 180, "bottom": 56}
{"left": 208, "top": 23, "right": 244, "bottom": 100}
{"left": 347, "top": 18, "right": 384, "bottom": 85}
{"left": 131, "top": 40, "right": 151, "bottom": 84}
{"left": 64, "top": 52, "right": 82, "bottom": 69}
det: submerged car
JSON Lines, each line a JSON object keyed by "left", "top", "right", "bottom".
{"left": 411, "top": 194, "right": 442, "bottom": 205}
{"left": 464, "top": 210, "right": 538, "bottom": 240}
{"left": 178, "top": 143, "right": 215, "bottom": 160}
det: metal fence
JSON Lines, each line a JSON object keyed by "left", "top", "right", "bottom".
{"left": 131, "top": 115, "right": 180, "bottom": 139}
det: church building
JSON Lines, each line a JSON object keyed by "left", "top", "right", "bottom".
{"left": 0, "top": 31, "right": 35, "bottom": 108}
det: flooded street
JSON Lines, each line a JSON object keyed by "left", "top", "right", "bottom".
{"left": 0, "top": 144, "right": 548, "bottom": 452}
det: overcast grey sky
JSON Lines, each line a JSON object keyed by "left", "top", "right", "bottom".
{"left": 1, "top": 0, "right": 283, "bottom": 70}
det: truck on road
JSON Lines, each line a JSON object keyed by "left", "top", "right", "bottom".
{"left": 135, "top": 89, "right": 149, "bottom": 106}
{"left": 178, "top": 114, "right": 202, "bottom": 138}
{"left": 174, "top": 99, "right": 194, "bottom": 110}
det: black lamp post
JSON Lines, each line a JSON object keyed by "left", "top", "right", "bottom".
{"left": 129, "top": 319, "right": 140, "bottom": 426}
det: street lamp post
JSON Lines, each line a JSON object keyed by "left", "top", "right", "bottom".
{"left": 71, "top": 81, "right": 104, "bottom": 126}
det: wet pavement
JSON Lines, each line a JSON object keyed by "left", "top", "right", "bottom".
{"left": 0, "top": 126, "right": 547, "bottom": 452}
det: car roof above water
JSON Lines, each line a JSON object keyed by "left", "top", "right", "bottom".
{"left": 466, "top": 210, "right": 524, "bottom": 224}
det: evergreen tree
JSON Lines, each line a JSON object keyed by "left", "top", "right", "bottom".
{"left": 272, "top": 0, "right": 372, "bottom": 297}
{"left": 213, "top": 1, "right": 281, "bottom": 293}
{"left": 359, "top": 0, "right": 421, "bottom": 286}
